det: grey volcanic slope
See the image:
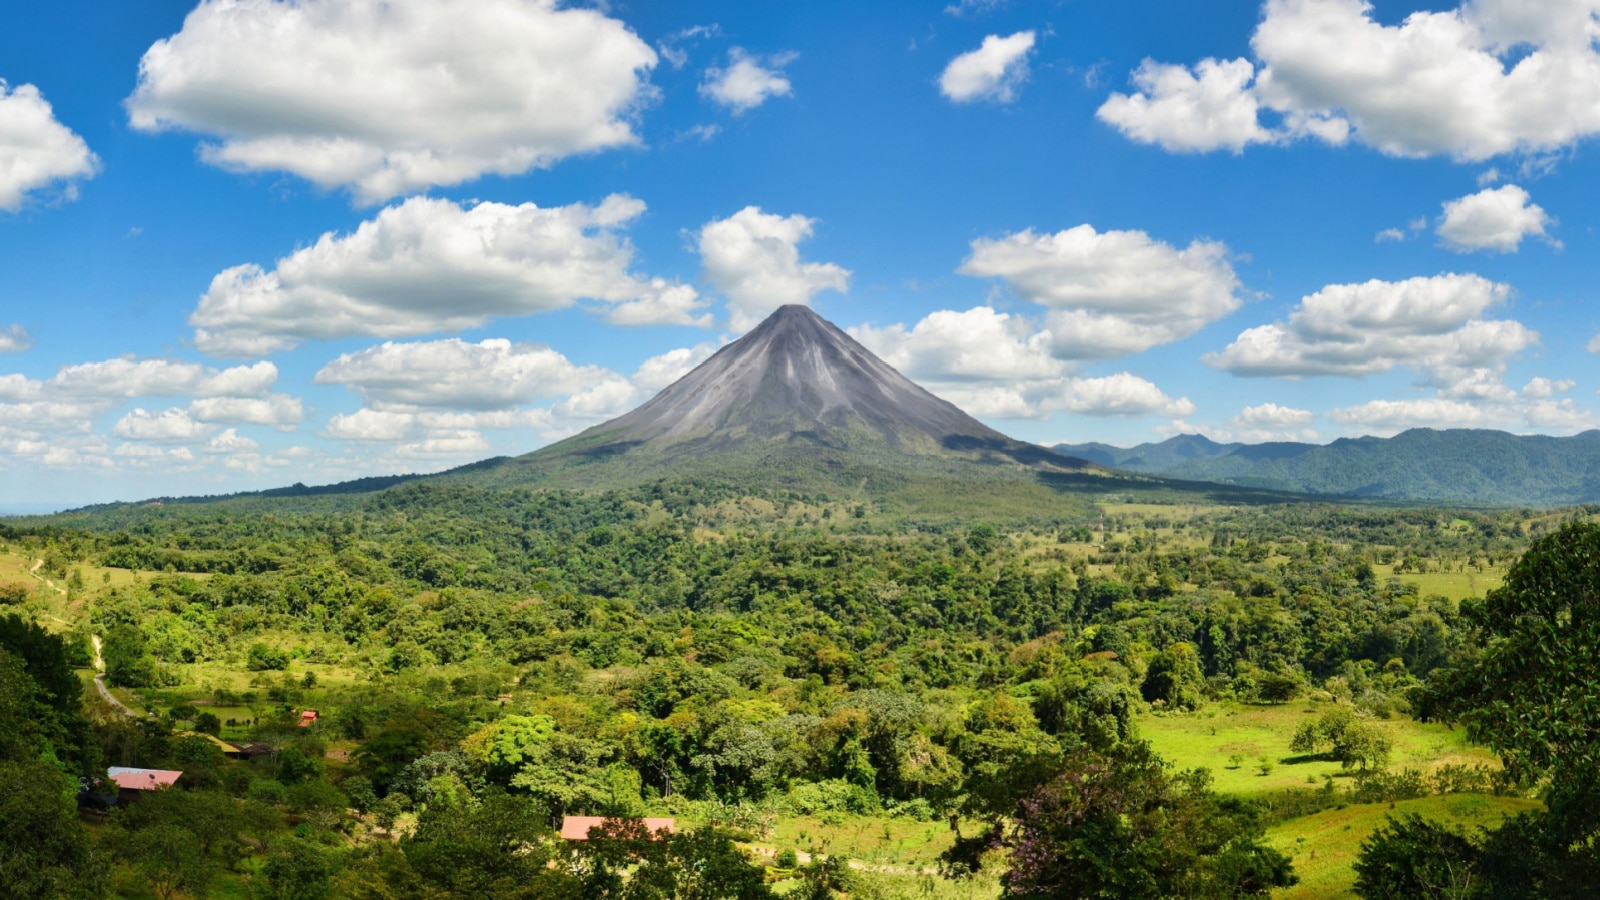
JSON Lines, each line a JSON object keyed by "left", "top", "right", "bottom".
{"left": 453, "top": 305, "right": 1111, "bottom": 492}
{"left": 589, "top": 304, "right": 1008, "bottom": 448}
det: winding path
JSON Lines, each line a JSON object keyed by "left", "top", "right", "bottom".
{"left": 89, "top": 634, "right": 141, "bottom": 719}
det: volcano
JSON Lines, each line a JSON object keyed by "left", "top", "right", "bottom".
{"left": 585, "top": 305, "right": 1014, "bottom": 451}
{"left": 453, "top": 305, "right": 1107, "bottom": 497}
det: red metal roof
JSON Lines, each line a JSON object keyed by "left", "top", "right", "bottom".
{"left": 107, "top": 767, "right": 182, "bottom": 790}
{"left": 559, "top": 816, "right": 676, "bottom": 841}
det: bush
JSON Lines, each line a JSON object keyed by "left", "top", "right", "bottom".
{"left": 1354, "top": 814, "right": 1480, "bottom": 899}
{"left": 776, "top": 849, "right": 799, "bottom": 869}
{"left": 785, "top": 779, "right": 880, "bottom": 815}
{"left": 248, "top": 643, "right": 290, "bottom": 671}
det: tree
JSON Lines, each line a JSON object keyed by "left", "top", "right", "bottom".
{"left": 574, "top": 821, "right": 773, "bottom": 899}
{"left": 1288, "top": 707, "right": 1391, "bottom": 770}
{"left": 1397, "top": 523, "right": 1600, "bottom": 893}
{"left": 248, "top": 643, "right": 291, "bottom": 671}
{"left": 954, "top": 741, "right": 1295, "bottom": 898}
{"left": 401, "top": 790, "right": 569, "bottom": 896}
{"left": 262, "top": 838, "right": 334, "bottom": 900}
{"left": 1353, "top": 814, "right": 1481, "bottom": 900}
{"left": 109, "top": 821, "right": 213, "bottom": 900}
{"left": 1426, "top": 523, "right": 1600, "bottom": 782}
{"left": 1141, "top": 643, "right": 1205, "bottom": 710}
{"left": 0, "top": 758, "right": 102, "bottom": 899}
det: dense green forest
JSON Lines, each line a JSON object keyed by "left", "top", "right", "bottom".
{"left": 2, "top": 483, "right": 1597, "bottom": 898}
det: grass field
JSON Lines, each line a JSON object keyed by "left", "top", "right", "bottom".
{"left": 1140, "top": 702, "right": 1497, "bottom": 796}
{"left": 1373, "top": 565, "right": 1505, "bottom": 601}
{"left": 1267, "top": 793, "right": 1540, "bottom": 899}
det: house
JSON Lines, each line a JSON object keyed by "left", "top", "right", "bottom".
{"left": 296, "top": 709, "right": 319, "bottom": 728}
{"left": 559, "top": 816, "right": 676, "bottom": 841}
{"left": 224, "top": 741, "right": 275, "bottom": 760}
{"left": 106, "top": 767, "right": 182, "bottom": 802}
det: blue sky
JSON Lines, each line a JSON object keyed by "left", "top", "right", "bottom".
{"left": 3, "top": 0, "right": 1600, "bottom": 510}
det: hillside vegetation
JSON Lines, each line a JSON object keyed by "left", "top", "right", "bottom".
{"left": 1, "top": 484, "right": 1595, "bottom": 897}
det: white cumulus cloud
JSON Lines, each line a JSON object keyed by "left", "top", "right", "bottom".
{"left": 192, "top": 195, "right": 702, "bottom": 356}
{"left": 112, "top": 408, "right": 215, "bottom": 443}
{"left": 188, "top": 395, "right": 305, "bottom": 429}
{"left": 1059, "top": 373, "right": 1196, "bottom": 418}
{"left": 1522, "top": 377, "right": 1576, "bottom": 398}
{"left": 959, "top": 225, "right": 1243, "bottom": 359}
{"left": 1206, "top": 273, "right": 1537, "bottom": 379}
{"left": 1100, "top": 0, "right": 1600, "bottom": 161}
{"left": 0, "top": 81, "right": 97, "bottom": 211}
{"left": 698, "top": 207, "right": 850, "bottom": 331}
{"left": 126, "top": 0, "right": 658, "bottom": 204}
{"left": 1436, "top": 184, "right": 1555, "bottom": 252}
{"left": 852, "top": 307, "right": 1192, "bottom": 420}
{"left": 0, "top": 325, "right": 32, "bottom": 354}
{"left": 700, "top": 49, "right": 796, "bottom": 114}
{"left": 1097, "top": 58, "right": 1278, "bottom": 153}
{"left": 939, "top": 32, "right": 1036, "bottom": 104}
{"left": 1236, "top": 402, "right": 1315, "bottom": 428}
{"left": 314, "top": 338, "right": 613, "bottom": 411}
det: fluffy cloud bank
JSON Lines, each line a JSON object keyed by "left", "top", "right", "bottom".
{"left": 701, "top": 49, "right": 796, "bottom": 114}
{"left": 940, "top": 32, "right": 1036, "bottom": 104}
{"left": 1436, "top": 184, "right": 1555, "bottom": 253}
{"left": 1100, "top": 0, "right": 1600, "bottom": 161}
{"left": 0, "top": 356, "right": 302, "bottom": 479}
{"left": 314, "top": 338, "right": 615, "bottom": 411}
{"left": 0, "top": 81, "right": 97, "bottom": 211}
{"left": 316, "top": 337, "right": 716, "bottom": 458}
{"left": 127, "top": 0, "right": 657, "bottom": 203}
{"left": 959, "top": 225, "right": 1243, "bottom": 359}
{"left": 1206, "top": 273, "right": 1536, "bottom": 379}
{"left": 192, "top": 195, "right": 704, "bottom": 356}
{"left": 852, "top": 307, "right": 1194, "bottom": 421}
{"left": 698, "top": 207, "right": 850, "bottom": 332}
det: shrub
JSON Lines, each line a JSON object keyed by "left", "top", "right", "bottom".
{"left": 247, "top": 643, "right": 290, "bottom": 671}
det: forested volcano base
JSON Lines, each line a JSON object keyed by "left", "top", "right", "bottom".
{"left": 2, "top": 484, "right": 1597, "bottom": 898}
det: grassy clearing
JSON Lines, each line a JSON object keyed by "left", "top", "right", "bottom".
{"left": 1267, "top": 793, "right": 1539, "bottom": 899}
{"left": 1372, "top": 565, "right": 1505, "bottom": 601}
{"left": 1140, "top": 702, "right": 1496, "bottom": 796}
{"left": 746, "top": 814, "right": 958, "bottom": 869}
{"left": 770, "top": 869, "right": 1004, "bottom": 898}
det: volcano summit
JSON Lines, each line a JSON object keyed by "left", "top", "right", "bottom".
{"left": 455, "top": 305, "right": 1107, "bottom": 496}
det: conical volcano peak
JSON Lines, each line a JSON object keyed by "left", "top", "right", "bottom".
{"left": 582, "top": 304, "right": 1010, "bottom": 450}
{"left": 477, "top": 303, "right": 1102, "bottom": 492}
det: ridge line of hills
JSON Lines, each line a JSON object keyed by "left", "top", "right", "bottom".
{"left": 1057, "top": 428, "right": 1600, "bottom": 506}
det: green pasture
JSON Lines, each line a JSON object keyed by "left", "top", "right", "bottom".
{"left": 1372, "top": 564, "right": 1504, "bottom": 601}
{"left": 1139, "top": 702, "right": 1497, "bottom": 796}
{"left": 1267, "top": 793, "right": 1540, "bottom": 899}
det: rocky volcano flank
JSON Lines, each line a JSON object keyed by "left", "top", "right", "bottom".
{"left": 591, "top": 304, "right": 1011, "bottom": 450}
{"left": 464, "top": 305, "right": 1102, "bottom": 491}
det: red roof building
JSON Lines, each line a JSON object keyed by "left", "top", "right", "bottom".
{"left": 296, "top": 710, "right": 319, "bottom": 728}
{"left": 559, "top": 816, "right": 676, "bottom": 841}
{"left": 107, "top": 767, "right": 183, "bottom": 792}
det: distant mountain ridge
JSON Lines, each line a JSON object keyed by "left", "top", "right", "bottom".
{"left": 1055, "top": 429, "right": 1600, "bottom": 505}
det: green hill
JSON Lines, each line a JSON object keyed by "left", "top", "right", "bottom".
{"left": 1056, "top": 428, "right": 1600, "bottom": 506}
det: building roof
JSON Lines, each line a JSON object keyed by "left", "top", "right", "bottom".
{"left": 107, "top": 767, "right": 183, "bottom": 790}
{"left": 559, "top": 816, "right": 676, "bottom": 841}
